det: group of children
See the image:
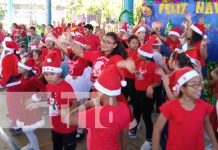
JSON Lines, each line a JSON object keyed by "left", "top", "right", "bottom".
{"left": 0, "top": 18, "right": 218, "bottom": 150}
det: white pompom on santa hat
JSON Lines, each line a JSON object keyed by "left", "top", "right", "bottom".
{"left": 138, "top": 35, "right": 157, "bottom": 58}
{"left": 42, "top": 51, "right": 62, "bottom": 73}
{"left": 169, "top": 27, "right": 181, "bottom": 38}
{"left": 169, "top": 67, "right": 199, "bottom": 93}
{"left": 190, "top": 23, "right": 207, "bottom": 39}
{"left": 119, "top": 22, "right": 128, "bottom": 33}
{"left": 94, "top": 65, "right": 127, "bottom": 96}
{"left": 18, "top": 57, "right": 34, "bottom": 71}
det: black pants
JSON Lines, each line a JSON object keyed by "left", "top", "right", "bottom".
{"left": 153, "top": 83, "right": 165, "bottom": 112}
{"left": 133, "top": 90, "right": 155, "bottom": 140}
{"left": 52, "top": 130, "right": 77, "bottom": 150}
{"left": 121, "top": 78, "right": 136, "bottom": 105}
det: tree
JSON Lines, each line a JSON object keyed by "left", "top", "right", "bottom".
{"left": 0, "top": 6, "right": 6, "bottom": 20}
{"left": 65, "top": 0, "right": 83, "bottom": 21}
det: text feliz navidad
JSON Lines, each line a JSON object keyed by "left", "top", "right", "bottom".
{"left": 159, "top": 2, "right": 218, "bottom": 14}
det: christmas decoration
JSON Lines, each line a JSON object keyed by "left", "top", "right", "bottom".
{"left": 164, "top": 20, "right": 174, "bottom": 37}
{"left": 142, "top": 3, "right": 153, "bottom": 17}
{"left": 119, "top": 10, "right": 134, "bottom": 25}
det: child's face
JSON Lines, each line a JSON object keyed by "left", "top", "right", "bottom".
{"left": 169, "top": 35, "right": 179, "bottom": 42}
{"left": 137, "top": 31, "right": 146, "bottom": 40}
{"left": 18, "top": 66, "right": 26, "bottom": 74}
{"left": 32, "top": 52, "right": 40, "bottom": 61}
{"left": 181, "top": 76, "right": 203, "bottom": 99}
{"left": 137, "top": 54, "right": 149, "bottom": 62}
{"left": 44, "top": 72, "right": 61, "bottom": 84}
{"left": 19, "top": 47, "right": 26, "bottom": 54}
{"left": 128, "top": 39, "right": 139, "bottom": 50}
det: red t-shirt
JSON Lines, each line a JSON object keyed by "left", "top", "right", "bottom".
{"left": 124, "top": 48, "right": 138, "bottom": 79}
{"left": 84, "top": 34, "right": 100, "bottom": 51}
{"left": 185, "top": 42, "right": 205, "bottom": 67}
{"left": 135, "top": 60, "right": 161, "bottom": 91}
{"left": 67, "top": 48, "right": 89, "bottom": 76}
{"left": 41, "top": 47, "right": 63, "bottom": 61}
{"left": 166, "top": 37, "right": 181, "bottom": 53}
{"left": 46, "top": 80, "right": 77, "bottom": 134}
{"left": 160, "top": 99, "right": 213, "bottom": 150}
{"left": 83, "top": 51, "right": 123, "bottom": 82}
{"left": 33, "top": 61, "right": 43, "bottom": 79}
{"left": 78, "top": 95, "right": 131, "bottom": 150}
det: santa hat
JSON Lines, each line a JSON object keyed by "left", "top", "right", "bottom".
{"left": 169, "top": 67, "right": 199, "bottom": 93}
{"left": 94, "top": 65, "right": 126, "bottom": 96}
{"left": 119, "top": 22, "right": 128, "bottom": 33}
{"left": 74, "top": 36, "right": 86, "bottom": 48}
{"left": 42, "top": 51, "right": 62, "bottom": 73}
{"left": 153, "top": 39, "right": 162, "bottom": 46}
{"left": 2, "top": 37, "right": 19, "bottom": 52}
{"left": 190, "top": 23, "right": 207, "bottom": 39}
{"left": 40, "top": 38, "right": 46, "bottom": 46}
{"left": 169, "top": 27, "right": 181, "bottom": 37}
{"left": 18, "top": 57, "right": 34, "bottom": 70}
{"left": 138, "top": 35, "right": 156, "bottom": 58}
{"left": 133, "top": 25, "right": 146, "bottom": 35}
{"left": 75, "top": 27, "right": 85, "bottom": 36}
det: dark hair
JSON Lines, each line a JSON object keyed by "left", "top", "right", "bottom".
{"left": 29, "top": 26, "right": 36, "bottom": 31}
{"left": 84, "top": 24, "right": 93, "bottom": 31}
{"left": 26, "top": 70, "right": 35, "bottom": 79}
{"left": 33, "top": 49, "right": 42, "bottom": 56}
{"left": 103, "top": 32, "right": 128, "bottom": 59}
{"left": 127, "top": 35, "right": 139, "bottom": 44}
{"left": 20, "top": 44, "right": 26, "bottom": 48}
{"left": 189, "top": 30, "right": 203, "bottom": 46}
{"left": 47, "top": 24, "right": 54, "bottom": 29}
{"left": 171, "top": 51, "right": 194, "bottom": 68}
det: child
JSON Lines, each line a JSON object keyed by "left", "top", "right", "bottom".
{"left": 156, "top": 27, "right": 181, "bottom": 53}
{"left": 32, "top": 49, "right": 44, "bottom": 81}
{"left": 17, "top": 57, "right": 45, "bottom": 150}
{"left": 17, "top": 44, "right": 28, "bottom": 59}
{"left": 0, "top": 38, "right": 22, "bottom": 134}
{"left": 131, "top": 36, "right": 161, "bottom": 149}
{"left": 63, "top": 65, "right": 132, "bottom": 150}
{"left": 26, "top": 51, "right": 78, "bottom": 150}
{"left": 152, "top": 67, "right": 218, "bottom": 150}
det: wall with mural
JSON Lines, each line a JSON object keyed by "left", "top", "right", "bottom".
{"left": 144, "top": 1, "right": 218, "bottom": 61}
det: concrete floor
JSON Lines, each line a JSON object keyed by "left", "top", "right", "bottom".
{"left": 0, "top": 92, "right": 159, "bottom": 150}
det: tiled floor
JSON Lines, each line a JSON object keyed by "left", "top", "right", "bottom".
{"left": 0, "top": 92, "right": 153, "bottom": 150}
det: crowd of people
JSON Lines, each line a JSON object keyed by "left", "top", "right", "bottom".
{"left": 0, "top": 17, "right": 218, "bottom": 150}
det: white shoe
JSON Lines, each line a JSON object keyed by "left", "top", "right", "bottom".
{"left": 140, "top": 140, "right": 152, "bottom": 150}
{"left": 205, "top": 143, "right": 213, "bottom": 150}
{"left": 21, "top": 143, "right": 34, "bottom": 150}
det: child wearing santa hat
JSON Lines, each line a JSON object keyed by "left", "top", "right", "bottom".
{"left": 156, "top": 27, "right": 181, "bottom": 54}
{"left": 130, "top": 35, "right": 161, "bottom": 150}
{"left": 0, "top": 37, "right": 22, "bottom": 131}
{"left": 17, "top": 57, "right": 45, "bottom": 150}
{"left": 63, "top": 65, "right": 132, "bottom": 150}
{"left": 26, "top": 51, "right": 78, "bottom": 150}
{"left": 152, "top": 67, "right": 218, "bottom": 150}
{"left": 32, "top": 49, "right": 44, "bottom": 82}
{"left": 182, "top": 23, "right": 208, "bottom": 67}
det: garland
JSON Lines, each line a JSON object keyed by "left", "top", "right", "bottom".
{"left": 119, "top": 9, "right": 134, "bottom": 25}
{"left": 203, "top": 61, "right": 217, "bottom": 105}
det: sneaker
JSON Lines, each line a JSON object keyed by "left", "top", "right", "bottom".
{"left": 128, "top": 129, "right": 136, "bottom": 139}
{"left": 9, "top": 128, "right": 22, "bottom": 136}
{"left": 21, "top": 143, "right": 34, "bottom": 150}
{"left": 140, "top": 140, "right": 152, "bottom": 150}
{"left": 205, "top": 143, "right": 212, "bottom": 150}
